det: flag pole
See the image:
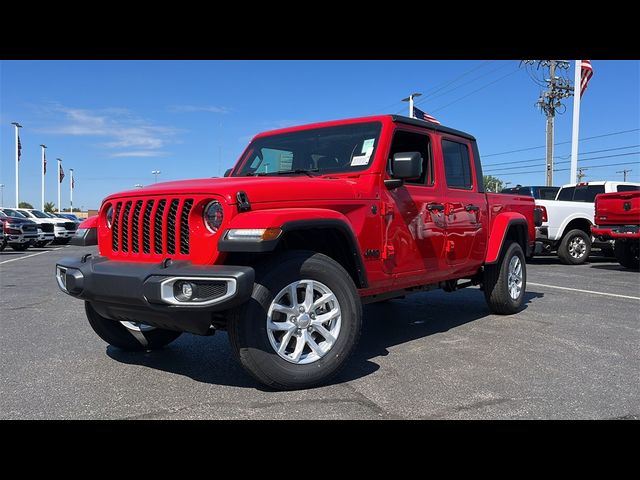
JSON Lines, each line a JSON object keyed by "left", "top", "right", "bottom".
{"left": 40, "top": 145, "right": 47, "bottom": 211}
{"left": 69, "top": 169, "right": 74, "bottom": 213}
{"left": 570, "top": 60, "right": 581, "bottom": 185}
{"left": 12, "top": 122, "right": 22, "bottom": 207}
{"left": 57, "top": 158, "right": 62, "bottom": 213}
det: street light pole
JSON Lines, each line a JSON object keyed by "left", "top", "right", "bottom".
{"left": 40, "top": 144, "right": 47, "bottom": 211}
{"left": 401, "top": 93, "right": 422, "bottom": 118}
{"left": 0, "top": 184, "right": 5, "bottom": 206}
{"left": 152, "top": 170, "right": 161, "bottom": 183}
{"left": 12, "top": 122, "right": 22, "bottom": 207}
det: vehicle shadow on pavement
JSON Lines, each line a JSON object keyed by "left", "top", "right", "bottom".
{"left": 527, "top": 255, "right": 614, "bottom": 266}
{"left": 107, "top": 288, "right": 543, "bottom": 390}
{"left": 589, "top": 264, "right": 639, "bottom": 272}
{"left": 333, "top": 289, "right": 544, "bottom": 385}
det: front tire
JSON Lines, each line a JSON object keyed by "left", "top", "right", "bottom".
{"left": 558, "top": 229, "right": 591, "bottom": 265}
{"left": 228, "top": 251, "right": 362, "bottom": 390}
{"left": 614, "top": 239, "right": 640, "bottom": 270}
{"left": 11, "top": 243, "right": 30, "bottom": 251}
{"left": 85, "top": 301, "right": 182, "bottom": 351}
{"left": 484, "top": 242, "right": 526, "bottom": 315}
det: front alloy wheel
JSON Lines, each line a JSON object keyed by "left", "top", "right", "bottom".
{"left": 267, "top": 279, "right": 342, "bottom": 364}
{"left": 228, "top": 251, "right": 362, "bottom": 390}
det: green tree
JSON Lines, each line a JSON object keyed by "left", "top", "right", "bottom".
{"left": 18, "top": 201, "right": 34, "bottom": 209}
{"left": 483, "top": 175, "right": 504, "bottom": 193}
{"left": 44, "top": 202, "right": 56, "bottom": 213}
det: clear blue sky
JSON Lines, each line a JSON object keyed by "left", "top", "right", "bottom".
{"left": 1, "top": 60, "right": 638, "bottom": 209}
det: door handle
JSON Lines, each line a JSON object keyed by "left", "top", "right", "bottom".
{"left": 427, "top": 203, "right": 445, "bottom": 212}
{"left": 465, "top": 204, "right": 480, "bottom": 212}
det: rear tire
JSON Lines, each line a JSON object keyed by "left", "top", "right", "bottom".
{"left": 228, "top": 250, "right": 362, "bottom": 390}
{"left": 85, "top": 301, "right": 182, "bottom": 351}
{"left": 558, "top": 229, "right": 591, "bottom": 265}
{"left": 484, "top": 242, "right": 526, "bottom": 315}
{"left": 11, "top": 243, "right": 30, "bottom": 251}
{"left": 614, "top": 239, "right": 640, "bottom": 270}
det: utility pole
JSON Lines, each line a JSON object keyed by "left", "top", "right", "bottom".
{"left": 616, "top": 169, "right": 632, "bottom": 181}
{"left": 577, "top": 167, "right": 587, "bottom": 182}
{"left": 0, "top": 184, "right": 4, "bottom": 206}
{"left": 69, "top": 169, "right": 74, "bottom": 213}
{"left": 522, "top": 60, "right": 572, "bottom": 186}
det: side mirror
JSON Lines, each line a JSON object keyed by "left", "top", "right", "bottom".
{"left": 384, "top": 152, "right": 422, "bottom": 189}
{"left": 224, "top": 168, "right": 233, "bottom": 177}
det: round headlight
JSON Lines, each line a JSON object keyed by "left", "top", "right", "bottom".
{"left": 105, "top": 205, "right": 114, "bottom": 228}
{"left": 203, "top": 201, "right": 224, "bottom": 233}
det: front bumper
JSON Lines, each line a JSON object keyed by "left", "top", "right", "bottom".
{"left": 37, "top": 232, "right": 55, "bottom": 242}
{"left": 55, "top": 255, "right": 255, "bottom": 335}
{"left": 7, "top": 234, "right": 37, "bottom": 244}
{"left": 592, "top": 225, "right": 640, "bottom": 241}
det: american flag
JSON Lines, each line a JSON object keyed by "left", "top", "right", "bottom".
{"left": 59, "top": 164, "right": 65, "bottom": 183}
{"left": 43, "top": 150, "right": 47, "bottom": 175}
{"left": 18, "top": 134, "right": 22, "bottom": 162}
{"left": 413, "top": 106, "right": 441, "bottom": 125}
{"left": 580, "top": 60, "right": 593, "bottom": 97}
{"left": 72, "top": 175, "right": 75, "bottom": 189}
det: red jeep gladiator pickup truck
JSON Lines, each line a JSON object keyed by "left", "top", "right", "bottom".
{"left": 592, "top": 191, "right": 640, "bottom": 270}
{"left": 57, "top": 115, "right": 536, "bottom": 389}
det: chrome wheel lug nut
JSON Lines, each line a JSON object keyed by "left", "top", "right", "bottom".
{"left": 298, "top": 306, "right": 305, "bottom": 313}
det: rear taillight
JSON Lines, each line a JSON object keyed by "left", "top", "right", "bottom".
{"left": 537, "top": 205, "right": 548, "bottom": 223}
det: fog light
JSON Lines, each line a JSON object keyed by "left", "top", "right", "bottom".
{"left": 174, "top": 281, "right": 195, "bottom": 302}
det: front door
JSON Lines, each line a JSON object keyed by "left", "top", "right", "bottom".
{"left": 384, "top": 128, "right": 449, "bottom": 285}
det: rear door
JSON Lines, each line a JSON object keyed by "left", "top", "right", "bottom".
{"left": 439, "top": 137, "right": 488, "bottom": 274}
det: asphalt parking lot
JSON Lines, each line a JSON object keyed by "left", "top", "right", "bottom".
{"left": 1, "top": 245, "right": 638, "bottom": 419}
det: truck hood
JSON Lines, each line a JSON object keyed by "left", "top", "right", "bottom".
{"left": 105, "top": 176, "right": 363, "bottom": 205}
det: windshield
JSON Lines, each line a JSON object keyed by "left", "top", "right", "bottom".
{"left": 3, "top": 208, "right": 27, "bottom": 218}
{"left": 27, "top": 209, "right": 51, "bottom": 218}
{"left": 233, "top": 122, "right": 382, "bottom": 177}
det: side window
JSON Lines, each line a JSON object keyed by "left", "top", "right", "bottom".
{"left": 388, "top": 130, "right": 433, "bottom": 186}
{"left": 573, "top": 185, "right": 605, "bottom": 202}
{"left": 557, "top": 187, "right": 574, "bottom": 201}
{"left": 442, "top": 139, "right": 472, "bottom": 189}
{"left": 617, "top": 185, "right": 640, "bottom": 192}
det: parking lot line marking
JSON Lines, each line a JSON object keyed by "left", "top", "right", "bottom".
{"left": 528, "top": 282, "right": 640, "bottom": 301}
{"left": 0, "top": 247, "right": 64, "bottom": 265}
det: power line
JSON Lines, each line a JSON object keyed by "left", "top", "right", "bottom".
{"left": 413, "top": 62, "right": 507, "bottom": 107}
{"left": 430, "top": 69, "right": 521, "bottom": 113}
{"left": 484, "top": 151, "right": 640, "bottom": 174}
{"left": 385, "top": 61, "right": 493, "bottom": 114}
{"left": 483, "top": 144, "right": 640, "bottom": 168}
{"left": 490, "top": 160, "right": 640, "bottom": 177}
{"left": 483, "top": 128, "right": 640, "bottom": 157}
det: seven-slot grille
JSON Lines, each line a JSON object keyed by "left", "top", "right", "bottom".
{"left": 110, "top": 198, "right": 194, "bottom": 256}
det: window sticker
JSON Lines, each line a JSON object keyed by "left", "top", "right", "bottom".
{"left": 362, "top": 138, "right": 375, "bottom": 154}
{"left": 351, "top": 153, "right": 371, "bottom": 166}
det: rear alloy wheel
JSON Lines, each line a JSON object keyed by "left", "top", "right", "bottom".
{"left": 614, "top": 239, "right": 640, "bottom": 270}
{"left": 85, "top": 301, "right": 182, "bottom": 351}
{"left": 228, "top": 251, "right": 362, "bottom": 390}
{"left": 484, "top": 242, "right": 527, "bottom": 315}
{"left": 558, "top": 229, "right": 591, "bottom": 265}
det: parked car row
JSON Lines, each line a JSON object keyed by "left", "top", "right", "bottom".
{"left": 501, "top": 181, "right": 640, "bottom": 269}
{"left": 0, "top": 207, "right": 80, "bottom": 252}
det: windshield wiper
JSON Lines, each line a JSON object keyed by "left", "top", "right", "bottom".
{"left": 277, "top": 168, "right": 320, "bottom": 177}
{"left": 245, "top": 171, "right": 270, "bottom": 176}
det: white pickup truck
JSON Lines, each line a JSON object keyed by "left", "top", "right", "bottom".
{"left": 535, "top": 181, "right": 640, "bottom": 264}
